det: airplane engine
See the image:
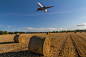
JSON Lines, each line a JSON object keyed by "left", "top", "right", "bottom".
{"left": 45, "top": 10, "right": 47, "bottom": 12}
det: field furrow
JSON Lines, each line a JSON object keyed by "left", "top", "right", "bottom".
{"left": 75, "top": 34, "right": 86, "bottom": 41}
{"left": 58, "top": 34, "right": 79, "bottom": 57}
{"left": 49, "top": 33, "right": 68, "bottom": 57}
{"left": 70, "top": 34, "right": 86, "bottom": 57}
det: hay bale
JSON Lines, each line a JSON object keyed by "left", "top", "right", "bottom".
{"left": 43, "top": 36, "right": 51, "bottom": 56}
{"left": 74, "top": 31, "right": 76, "bottom": 33}
{"left": 28, "top": 35, "right": 50, "bottom": 56}
{"left": 14, "top": 34, "right": 26, "bottom": 43}
{"left": 46, "top": 32, "right": 49, "bottom": 34}
{"left": 66, "top": 32, "right": 68, "bottom": 33}
{"left": 80, "top": 31, "right": 81, "bottom": 33}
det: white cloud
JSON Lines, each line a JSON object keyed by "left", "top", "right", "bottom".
{"left": 46, "top": 28, "right": 57, "bottom": 30}
{"left": 7, "top": 26, "right": 12, "bottom": 27}
{"left": 77, "top": 23, "right": 86, "bottom": 26}
{"left": 23, "top": 27, "right": 57, "bottom": 30}
{"left": 0, "top": 25, "right": 12, "bottom": 27}
{"left": 84, "top": 27, "right": 86, "bottom": 28}
{"left": 38, "top": 28, "right": 45, "bottom": 30}
{"left": 23, "top": 27, "right": 36, "bottom": 30}
{"left": 59, "top": 28, "right": 63, "bottom": 29}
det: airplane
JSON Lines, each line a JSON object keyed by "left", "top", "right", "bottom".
{"left": 36, "top": 2, "right": 54, "bottom": 13}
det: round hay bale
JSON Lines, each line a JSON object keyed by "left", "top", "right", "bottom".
{"left": 28, "top": 35, "right": 50, "bottom": 56}
{"left": 80, "top": 31, "right": 81, "bottom": 33}
{"left": 74, "top": 31, "right": 76, "bottom": 33}
{"left": 46, "top": 32, "right": 49, "bottom": 34}
{"left": 66, "top": 32, "right": 68, "bottom": 33}
{"left": 43, "top": 36, "right": 51, "bottom": 56}
{"left": 14, "top": 34, "right": 26, "bottom": 43}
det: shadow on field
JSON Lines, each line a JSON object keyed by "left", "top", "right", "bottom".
{"left": 0, "top": 42, "right": 17, "bottom": 44}
{"left": 0, "top": 50, "right": 44, "bottom": 57}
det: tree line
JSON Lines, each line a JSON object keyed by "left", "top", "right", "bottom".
{"left": 0, "top": 31, "right": 8, "bottom": 35}
{"left": 52, "top": 29, "right": 86, "bottom": 33}
{"left": 0, "top": 29, "right": 86, "bottom": 35}
{"left": 0, "top": 31, "right": 25, "bottom": 35}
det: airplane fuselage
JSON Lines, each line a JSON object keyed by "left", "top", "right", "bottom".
{"left": 37, "top": 3, "right": 47, "bottom": 12}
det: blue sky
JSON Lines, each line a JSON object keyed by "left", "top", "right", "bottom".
{"left": 0, "top": 0, "right": 86, "bottom": 32}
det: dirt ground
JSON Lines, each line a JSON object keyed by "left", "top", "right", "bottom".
{"left": 0, "top": 33, "right": 86, "bottom": 57}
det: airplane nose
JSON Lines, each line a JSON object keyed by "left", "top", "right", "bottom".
{"left": 37, "top": 2, "right": 40, "bottom": 5}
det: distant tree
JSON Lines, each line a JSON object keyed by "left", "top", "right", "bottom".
{"left": 84, "top": 29, "right": 86, "bottom": 32}
{"left": 0, "top": 31, "right": 4, "bottom": 35}
{"left": 56, "top": 31, "right": 58, "bottom": 33}
{"left": 76, "top": 30, "right": 79, "bottom": 32}
{"left": 31, "top": 32, "right": 35, "bottom": 34}
{"left": 59, "top": 31, "right": 62, "bottom": 33}
{"left": 53, "top": 31, "right": 56, "bottom": 33}
{"left": 62, "top": 30, "right": 66, "bottom": 33}
{"left": 62, "top": 30, "right": 63, "bottom": 32}
{"left": 18, "top": 32, "right": 25, "bottom": 34}
{"left": 39, "top": 32, "right": 42, "bottom": 33}
{"left": 8, "top": 32, "right": 14, "bottom": 34}
{"left": 3, "top": 31, "right": 7, "bottom": 34}
{"left": 67, "top": 30, "right": 74, "bottom": 32}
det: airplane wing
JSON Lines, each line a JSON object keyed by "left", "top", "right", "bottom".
{"left": 43, "top": 6, "right": 54, "bottom": 9}
{"left": 36, "top": 10, "right": 40, "bottom": 11}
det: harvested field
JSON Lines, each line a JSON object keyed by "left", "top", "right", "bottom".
{"left": 0, "top": 33, "right": 86, "bottom": 57}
